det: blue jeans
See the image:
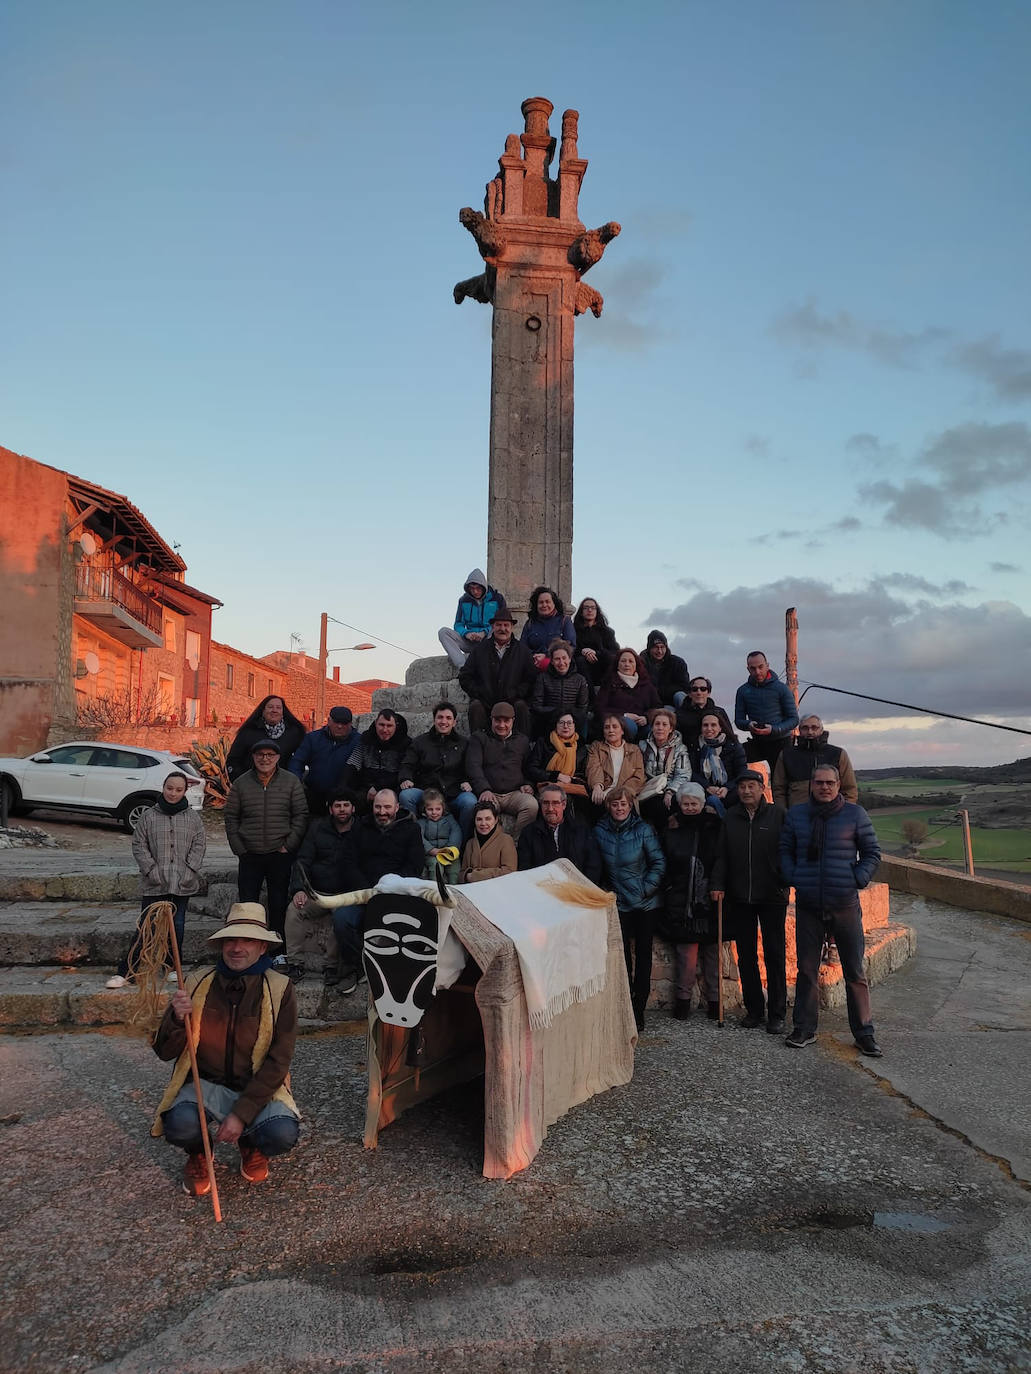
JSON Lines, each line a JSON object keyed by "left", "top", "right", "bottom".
{"left": 119, "top": 894, "right": 188, "bottom": 978}
{"left": 621, "top": 716, "right": 641, "bottom": 742}
{"left": 399, "top": 788, "right": 478, "bottom": 831}
{"left": 331, "top": 905, "right": 363, "bottom": 975}
{"left": 162, "top": 1079, "right": 299, "bottom": 1156}
{"left": 672, "top": 691, "right": 687, "bottom": 709}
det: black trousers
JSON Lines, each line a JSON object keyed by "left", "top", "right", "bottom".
{"left": 744, "top": 734, "right": 787, "bottom": 769}
{"left": 793, "top": 897, "right": 873, "bottom": 1039}
{"left": 618, "top": 906, "right": 654, "bottom": 1014}
{"left": 730, "top": 899, "right": 788, "bottom": 1020}
{"left": 237, "top": 851, "right": 294, "bottom": 937}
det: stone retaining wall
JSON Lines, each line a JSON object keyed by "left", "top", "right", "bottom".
{"left": 876, "top": 855, "right": 1031, "bottom": 923}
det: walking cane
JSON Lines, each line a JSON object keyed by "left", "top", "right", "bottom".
{"left": 166, "top": 907, "right": 223, "bottom": 1222}
{"left": 716, "top": 894, "right": 725, "bottom": 1028}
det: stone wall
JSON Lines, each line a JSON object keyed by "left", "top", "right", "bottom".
{"left": 0, "top": 447, "right": 67, "bottom": 754}
{"left": 877, "top": 854, "right": 1031, "bottom": 923}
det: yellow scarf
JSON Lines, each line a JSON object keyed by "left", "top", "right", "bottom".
{"left": 151, "top": 966, "right": 297, "bottom": 1136}
{"left": 546, "top": 730, "right": 579, "bottom": 776}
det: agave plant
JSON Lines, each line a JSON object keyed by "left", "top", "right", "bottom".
{"left": 188, "top": 736, "right": 231, "bottom": 810}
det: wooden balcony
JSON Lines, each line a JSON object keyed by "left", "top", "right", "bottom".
{"left": 74, "top": 559, "right": 164, "bottom": 649}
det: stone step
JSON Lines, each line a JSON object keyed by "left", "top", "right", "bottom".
{"left": 0, "top": 901, "right": 223, "bottom": 966}
{"left": 187, "top": 882, "right": 238, "bottom": 920}
{"left": 371, "top": 679, "right": 470, "bottom": 714}
{"left": 0, "top": 965, "right": 369, "bottom": 1029}
{"left": 0, "top": 864, "right": 236, "bottom": 904}
{"left": 404, "top": 655, "right": 461, "bottom": 686}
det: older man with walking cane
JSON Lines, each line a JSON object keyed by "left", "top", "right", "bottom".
{"left": 151, "top": 904, "right": 301, "bottom": 1198}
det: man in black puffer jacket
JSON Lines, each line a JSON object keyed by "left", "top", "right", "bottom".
{"left": 780, "top": 764, "right": 882, "bottom": 1057}
{"left": 711, "top": 771, "right": 789, "bottom": 1034}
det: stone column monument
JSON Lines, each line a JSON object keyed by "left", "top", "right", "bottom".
{"left": 455, "top": 97, "right": 620, "bottom": 612}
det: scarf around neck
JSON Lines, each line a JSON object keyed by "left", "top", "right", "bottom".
{"left": 156, "top": 794, "right": 190, "bottom": 815}
{"left": 699, "top": 739, "right": 727, "bottom": 786}
{"left": 807, "top": 792, "right": 846, "bottom": 861}
{"left": 546, "top": 730, "right": 579, "bottom": 776}
{"left": 617, "top": 671, "right": 639, "bottom": 690}
{"left": 264, "top": 719, "right": 286, "bottom": 740}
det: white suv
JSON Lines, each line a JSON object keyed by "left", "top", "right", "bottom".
{"left": 0, "top": 741, "right": 205, "bottom": 831}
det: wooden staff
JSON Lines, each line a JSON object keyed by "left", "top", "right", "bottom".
{"left": 716, "top": 894, "right": 725, "bottom": 1028}
{"left": 166, "top": 907, "right": 223, "bottom": 1222}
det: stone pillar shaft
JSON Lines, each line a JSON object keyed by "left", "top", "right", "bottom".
{"left": 454, "top": 99, "right": 619, "bottom": 614}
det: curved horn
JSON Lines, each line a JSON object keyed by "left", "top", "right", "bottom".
{"left": 433, "top": 862, "right": 456, "bottom": 908}
{"left": 310, "top": 886, "right": 376, "bottom": 910}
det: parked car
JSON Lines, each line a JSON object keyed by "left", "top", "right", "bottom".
{"left": 0, "top": 741, "right": 205, "bottom": 831}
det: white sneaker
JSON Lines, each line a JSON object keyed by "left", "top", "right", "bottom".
{"left": 165, "top": 971, "right": 179, "bottom": 986}
{"left": 105, "top": 975, "right": 128, "bottom": 990}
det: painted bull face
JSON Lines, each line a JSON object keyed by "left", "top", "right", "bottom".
{"left": 362, "top": 893, "right": 440, "bottom": 1027}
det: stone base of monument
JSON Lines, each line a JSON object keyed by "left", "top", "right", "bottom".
{"left": 358, "top": 655, "right": 470, "bottom": 738}
{"left": 648, "top": 882, "right": 915, "bottom": 1017}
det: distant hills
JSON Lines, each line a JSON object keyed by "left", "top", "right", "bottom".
{"left": 857, "top": 756, "right": 1031, "bottom": 786}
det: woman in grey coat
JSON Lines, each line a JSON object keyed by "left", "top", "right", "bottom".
{"left": 106, "top": 772, "right": 206, "bottom": 988}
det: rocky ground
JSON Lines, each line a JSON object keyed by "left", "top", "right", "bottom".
{"left": 0, "top": 860, "right": 1028, "bottom": 1371}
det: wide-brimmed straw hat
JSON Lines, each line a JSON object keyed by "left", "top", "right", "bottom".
{"left": 207, "top": 902, "right": 283, "bottom": 946}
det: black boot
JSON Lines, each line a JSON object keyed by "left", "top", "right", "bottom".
{"left": 673, "top": 998, "right": 692, "bottom": 1021}
{"left": 707, "top": 1000, "right": 719, "bottom": 1021}
{"left": 633, "top": 997, "right": 647, "bottom": 1033}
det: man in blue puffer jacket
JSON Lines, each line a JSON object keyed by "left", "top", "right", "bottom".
{"left": 438, "top": 567, "right": 508, "bottom": 668}
{"left": 780, "top": 764, "right": 882, "bottom": 1056}
{"left": 734, "top": 649, "right": 799, "bottom": 768}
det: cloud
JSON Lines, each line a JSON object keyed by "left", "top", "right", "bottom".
{"left": 775, "top": 302, "right": 1031, "bottom": 402}
{"left": 646, "top": 577, "right": 1031, "bottom": 752}
{"left": 772, "top": 301, "right": 948, "bottom": 370}
{"left": 754, "top": 514, "right": 864, "bottom": 545}
{"left": 870, "top": 573, "right": 973, "bottom": 596}
{"left": 744, "top": 434, "right": 770, "bottom": 455}
{"left": 920, "top": 421, "right": 1031, "bottom": 495}
{"left": 990, "top": 561, "right": 1022, "bottom": 574}
{"left": 860, "top": 421, "right": 1031, "bottom": 535}
{"left": 950, "top": 336, "right": 1031, "bottom": 401}
{"left": 579, "top": 258, "right": 673, "bottom": 353}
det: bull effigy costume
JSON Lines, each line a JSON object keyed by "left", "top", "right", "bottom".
{"left": 315, "top": 858, "right": 636, "bottom": 1179}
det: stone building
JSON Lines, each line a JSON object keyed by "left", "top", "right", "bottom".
{"left": 0, "top": 444, "right": 375, "bottom": 756}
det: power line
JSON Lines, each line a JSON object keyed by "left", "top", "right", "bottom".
{"left": 797, "top": 681, "right": 1031, "bottom": 738}
{"left": 325, "top": 614, "right": 421, "bottom": 659}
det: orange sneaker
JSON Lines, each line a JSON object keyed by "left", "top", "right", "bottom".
{"left": 239, "top": 1144, "right": 269, "bottom": 1183}
{"left": 182, "top": 1152, "right": 212, "bottom": 1197}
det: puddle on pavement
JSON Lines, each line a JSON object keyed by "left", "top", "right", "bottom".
{"left": 782, "top": 1208, "right": 952, "bottom": 1234}
{"left": 873, "top": 1210, "right": 951, "bottom": 1233}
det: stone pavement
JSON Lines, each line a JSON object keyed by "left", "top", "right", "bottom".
{"left": 1, "top": 891, "right": 1029, "bottom": 1372}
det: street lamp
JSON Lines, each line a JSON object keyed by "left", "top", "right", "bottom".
{"left": 317, "top": 614, "right": 376, "bottom": 721}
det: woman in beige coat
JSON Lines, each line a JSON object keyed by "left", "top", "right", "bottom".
{"left": 587, "top": 715, "right": 646, "bottom": 808}
{"left": 460, "top": 801, "right": 518, "bottom": 882}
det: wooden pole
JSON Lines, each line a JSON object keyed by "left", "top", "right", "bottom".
{"left": 785, "top": 607, "right": 799, "bottom": 711}
{"left": 960, "top": 809, "right": 975, "bottom": 876}
{"left": 316, "top": 611, "right": 328, "bottom": 726}
{"left": 166, "top": 908, "right": 223, "bottom": 1222}
{"left": 716, "top": 894, "right": 725, "bottom": 1028}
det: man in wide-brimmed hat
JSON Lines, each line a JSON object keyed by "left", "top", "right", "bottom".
{"left": 151, "top": 903, "right": 300, "bottom": 1196}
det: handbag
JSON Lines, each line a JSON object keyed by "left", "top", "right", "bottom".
{"left": 637, "top": 772, "right": 668, "bottom": 802}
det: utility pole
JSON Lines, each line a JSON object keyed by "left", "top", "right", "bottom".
{"left": 316, "top": 612, "right": 328, "bottom": 725}
{"left": 785, "top": 607, "right": 799, "bottom": 709}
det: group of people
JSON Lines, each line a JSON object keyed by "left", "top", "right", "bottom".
{"left": 125, "top": 571, "right": 884, "bottom": 1196}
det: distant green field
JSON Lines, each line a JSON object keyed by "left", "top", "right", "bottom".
{"left": 861, "top": 776, "right": 968, "bottom": 796}
{"left": 871, "top": 805, "right": 1031, "bottom": 873}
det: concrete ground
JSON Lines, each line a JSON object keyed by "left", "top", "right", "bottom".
{"left": 1, "top": 889, "right": 1029, "bottom": 1372}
